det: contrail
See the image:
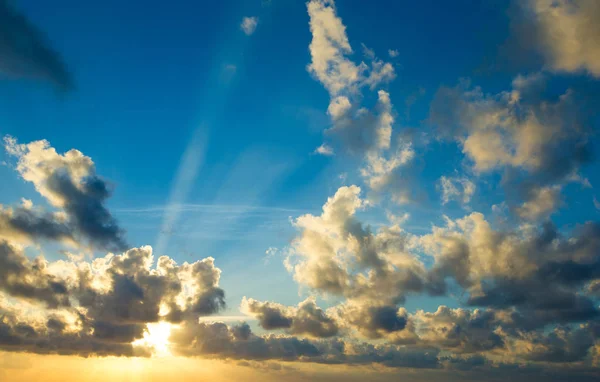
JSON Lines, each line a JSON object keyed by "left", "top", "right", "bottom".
{"left": 153, "top": 128, "right": 207, "bottom": 257}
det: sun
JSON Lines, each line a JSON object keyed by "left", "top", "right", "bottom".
{"left": 133, "top": 322, "right": 174, "bottom": 357}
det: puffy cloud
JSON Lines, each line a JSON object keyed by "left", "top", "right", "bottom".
{"left": 170, "top": 319, "right": 443, "bottom": 369}
{"left": 439, "top": 176, "right": 476, "bottom": 205}
{"left": 508, "top": 325, "right": 597, "bottom": 363}
{"left": 4, "top": 137, "right": 127, "bottom": 251}
{"left": 241, "top": 297, "right": 339, "bottom": 338}
{"left": 327, "top": 90, "right": 399, "bottom": 155}
{"left": 306, "top": 1, "right": 418, "bottom": 203}
{"left": 388, "top": 49, "right": 399, "bottom": 58}
{"left": 429, "top": 80, "right": 591, "bottom": 176}
{"left": 429, "top": 77, "right": 593, "bottom": 218}
{"left": 515, "top": 185, "right": 562, "bottom": 220}
{"left": 0, "top": 1, "right": 73, "bottom": 90}
{"left": 0, "top": 202, "right": 74, "bottom": 246}
{"left": 0, "top": 310, "right": 150, "bottom": 357}
{"left": 414, "top": 306, "right": 504, "bottom": 353}
{"left": 306, "top": 0, "right": 363, "bottom": 96}
{"left": 286, "top": 186, "right": 437, "bottom": 305}
{"left": 522, "top": 0, "right": 600, "bottom": 76}
{"left": 0, "top": 240, "right": 70, "bottom": 308}
{"left": 240, "top": 16, "right": 259, "bottom": 35}
{"left": 0, "top": 243, "right": 226, "bottom": 357}
{"left": 333, "top": 302, "right": 411, "bottom": 341}
{"left": 306, "top": 0, "right": 396, "bottom": 150}
{"left": 421, "top": 213, "right": 600, "bottom": 327}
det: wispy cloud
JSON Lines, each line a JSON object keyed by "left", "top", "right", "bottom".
{"left": 153, "top": 129, "right": 207, "bottom": 256}
{"left": 0, "top": 1, "right": 73, "bottom": 90}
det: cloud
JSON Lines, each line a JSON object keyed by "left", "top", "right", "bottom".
{"left": 439, "top": 176, "right": 476, "bottom": 205}
{"left": 285, "top": 186, "right": 435, "bottom": 304}
{"left": 306, "top": 1, "right": 421, "bottom": 204}
{"left": 4, "top": 137, "right": 127, "bottom": 251}
{"left": 421, "top": 213, "right": 600, "bottom": 327}
{"left": 314, "top": 144, "right": 334, "bottom": 156}
{"left": 429, "top": 79, "right": 591, "bottom": 176}
{"left": 0, "top": 201, "right": 74, "bottom": 246}
{"left": 428, "top": 77, "right": 594, "bottom": 217}
{"left": 520, "top": 0, "right": 600, "bottom": 76}
{"left": 388, "top": 49, "right": 399, "bottom": 58}
{"left": 0, "top": 0, "right": 73, "bottom": 90}
{"left": 0, "top": 240, "right": 70, "bottom": 308}
{"left": 515, "top": 185, "right": 562, "bottom": 220}
{"left": 307, "top": 0, "right": 396, "bottom": 151}
{"left": 333, "top": 302, "right": 411, "bottom": 341}
{"left": 241, "top": 16, "right": 259, "bottom": 35}
{"left": 414, "top": 306, "right": 504, "bottom": 353}
{"left": 0, "top": 244, "right": 226, "bottom": 357}
{"left": 241, "top": 297, "right": 339, "bottom": 338}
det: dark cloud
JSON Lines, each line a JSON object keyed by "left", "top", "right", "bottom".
{"left": 0, "top": 312, "right": 149, "bottom": 357}
{"left": 335, "top": 303, "right": 408, "bottom": 340}
{"left": 46, "top": 172, "right": 128, "bottom": 252}
{"left": 0, "top": 240, "right": 70, "bottom": 308}
{"left": 0, "top": 0, "right": 73, "bottom": 90}
{"left": 0, "top": 245, "right": 226, "bottom": 357}
{"left": 0, "top": 206, "right": 73, "bottom": 244}
{"left": 170, "top": 320, "right": 444, "bottom": 369}
{"left": 242, "top": 298, "right": 339, "bottom": 338}
{"left": 4, "top": 137, "right": 127, "bottom": 252}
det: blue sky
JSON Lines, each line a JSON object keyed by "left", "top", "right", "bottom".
{"left": 1, "top": 0, "right": 600, "bottom": 380}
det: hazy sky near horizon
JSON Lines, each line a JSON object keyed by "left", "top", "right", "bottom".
{"left": 1, "top": 0, "right": 600, "bottom": 381}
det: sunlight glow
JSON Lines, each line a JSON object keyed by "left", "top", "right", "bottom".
{"left": 133, "top": 322, "right": 174, "bottom": 357}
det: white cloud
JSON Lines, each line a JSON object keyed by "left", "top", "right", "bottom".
{"left": 388, "top": 49, "right": 399, "bottom": 58}
{"left": 241, "top": 16, "right": 259, "bottom": 35}
{"left": 327, "top": 95, "right": 352, "bottom": 120}
{"left": 314, "top": 144, "right": 334, "bottom": 156}
{"left": 439, "top": 176, "right": 476, "bottom": 205}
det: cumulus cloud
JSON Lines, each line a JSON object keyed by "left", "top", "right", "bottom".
{"left": 241, "top": 297, "right": 339, "bottom": 338}
{"left": 421, "top": 212, "right": 600, "bottom": 327}
{"left": 429, "top": 77, "right": 593, "bottom": 218}
{"left": 4, "top": 137, "right": 127, "bottom": 251}
{"left": 0, "top": 244, "right": 226, "bottom": 357}
{"left": 285, "top": 186, "right": 433, "bottom": 304}
{"left": 240, "top": 16, "right": 258, "bottom": 35}
{"left": 305, "top": 1, "right": 421, "bottom": 204}
{"left": 0, "top": 240, "right": 70, "bottom": 308}
{"left": 429, "top": 79, "right": 591, "bottom": 175}
{"left": 0, "top": 0, "right": 73, "bottom": 90}
{"left": 515, "top": 185, "right": 562, "bottom": 220}
{"left": 414, "top": 306, "right": 504, "bottom": 353}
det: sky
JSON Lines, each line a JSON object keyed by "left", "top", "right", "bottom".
{"left": 0, "top": 0, "right": 600, "bottom": 381}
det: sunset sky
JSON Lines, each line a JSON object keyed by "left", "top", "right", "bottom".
{"left": 1, "top": 0, "right": 600, "bottom": 381}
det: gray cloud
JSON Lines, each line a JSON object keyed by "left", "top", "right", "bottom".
{"left": 242, "top": 298, "right": 339, "bottom": 338}
{"left": 0, "top": 245, "right": 226, "bottom": 357}
{"left": 0, "top": 240, "right": 70, "bottom": 308}
{"left": 0, "top": 0, "right": 73, "bottom": 90}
